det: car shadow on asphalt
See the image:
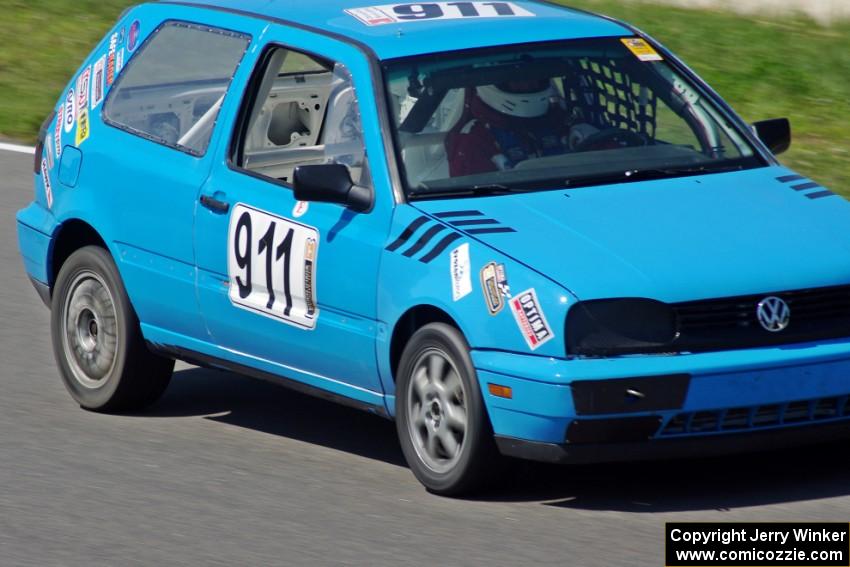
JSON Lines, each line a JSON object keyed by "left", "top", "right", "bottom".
{"left": 146, "top": 367, "right": 850, "bottom": 511}
{"left": 146, "top": 366, "right": 408, "bottom": 468}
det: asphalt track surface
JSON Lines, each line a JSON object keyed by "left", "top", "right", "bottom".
{"left": 2, "top": 149, "right": 850, "bottom": 566}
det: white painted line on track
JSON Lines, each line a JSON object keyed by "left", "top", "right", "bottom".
{"left": 0, "top": 143, "right": 36, "bottom": 155}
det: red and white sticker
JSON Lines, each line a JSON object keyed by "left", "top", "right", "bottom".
{"left": 106, "top": 32, "right": 119, "bottom": 86}
{"left": 292, "top": 201, "right": 309, "bottom": 219}
{"left": 76, "top": 66, "right": 91, "bottom": 114}
{"left": 41, "top": 159, "right": 53, "bottom": 209}
{"left": 54, "top": 105, "right": 63, "bottom": 159}
{"left": 346, "top": 2, "right": 534, "bottom": 26}
{"left": 510, "top": 288, "right": 554, "bottom": 351}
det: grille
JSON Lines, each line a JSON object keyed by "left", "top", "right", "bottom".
{"left": 660, "top": 396, "right": 850, "bottom": 437}
{"left": 671, "top": 284, "right": 850, "bottom": 352}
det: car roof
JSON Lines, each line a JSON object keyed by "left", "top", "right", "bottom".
{"left": 163, "top": 0, "right": 631, "bottom": 59}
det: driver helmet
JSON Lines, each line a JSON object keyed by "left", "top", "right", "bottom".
{"left": 475, "top": 78, "right": 556, "bottom": 119}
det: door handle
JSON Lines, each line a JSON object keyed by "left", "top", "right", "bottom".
{"left": 200, "top": 194, "right": 230, "bottom": 214}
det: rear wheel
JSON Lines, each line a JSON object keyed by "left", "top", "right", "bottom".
{"left": 51, "top": 246, "right": 173, "bottom": 412}
{"left": 396, "top": 323, "right": 498, "bottom": 495}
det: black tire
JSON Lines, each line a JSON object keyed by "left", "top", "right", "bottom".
{"left": 50, "top": 245, "right": 174, "bottom": 412}
{"left": 395, "top": 323, "right": 499, "bottom": 496}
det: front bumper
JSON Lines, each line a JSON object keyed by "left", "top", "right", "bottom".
{"left": 472, "top": 338, "right": 850, "bottom": 463}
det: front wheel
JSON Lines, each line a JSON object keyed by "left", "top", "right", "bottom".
{"left": 51, "top": 245, "right": 174, "bottom": 412}
{"left": 395, "top": 323, "right": 498, "bottom": 495}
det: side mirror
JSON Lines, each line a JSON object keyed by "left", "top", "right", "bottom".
{"left": 752, "top": 118, "right": 791, "bottom": 155}
{"left": 293, "top": 164, "right": 372, "bottom": 213}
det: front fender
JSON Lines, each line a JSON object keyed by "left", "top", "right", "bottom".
{"left": 376, "top": 205, "right": 576, "bottom": 399}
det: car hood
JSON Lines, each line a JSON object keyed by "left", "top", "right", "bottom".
{"left": 413, "top": 167, "right": 850, "bottom": 302}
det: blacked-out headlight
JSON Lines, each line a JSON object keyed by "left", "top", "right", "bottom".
{"left": 566, "top": 299, "right": 679, "bottom": 356}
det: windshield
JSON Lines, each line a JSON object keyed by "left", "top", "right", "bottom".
{"left": 383, "top": 37, "right": 765, "bottom": 199}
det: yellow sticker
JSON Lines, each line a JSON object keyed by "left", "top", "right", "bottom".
{"left": 75, "top": 108, "right": 90, "bottom": 146}
{"left": 621, "top": 38, "right": 663, "bottom": 62}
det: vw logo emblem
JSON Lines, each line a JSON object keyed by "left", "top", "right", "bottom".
{"left": 757, "top": 296, "right": 791, "bottom": 332}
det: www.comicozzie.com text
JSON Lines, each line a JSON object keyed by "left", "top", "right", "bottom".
{"left": 670, "top": 527, "right": 848, "bottom": 547}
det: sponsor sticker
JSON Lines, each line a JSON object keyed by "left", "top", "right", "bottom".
{"left": 346, "top": 6, "right": 396, "bottom": 25}
{"left": 450, "top": 242, "right": 472, "bottom": 301}
{"left": 41, "top": 159, "right": 53, "bottom": 209}
{"left": 76, "top": 108, "right": 90, "bottom": 146}
{"left": 480, "top": 261, "right": 510, "bottom": 315}
{"left": 346, "top": 2, "right": 534, "bottom": 26}
{"left": 510, "top": 289, "right": 554, "bottom": 351}
{"left": 63, "top": 89, "right": 76, "bottom": 134}
{"left": 76, "top": 67, "right": 91, "bottom": 113}
{"left": 304, "top": 238, "right": 318, "bottom": 319}
{"left": 292, "top": 201, "right": 309, "bottom": 218}
{"left": 128, "top": 20, "right": 141, "bottom": 52}
{"left": 621, "top": 38, "right": 663, "bottom": 62}
{"left": 46, "top": 138, "right": 54, "bottom": 170}
{"left": 115, "top": 48, "right": 125, "bottom": 77}
{"left": 91, "top": 56, "right": 106, "bottom": 109}
{"left": 106, "top": 32, "right": 118, "bottom": 86}
{"left": 54, "top": 106, "right": 63, "bottom": 159}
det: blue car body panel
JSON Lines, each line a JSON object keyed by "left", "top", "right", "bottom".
{"left": 412, "top": 167, "right": 850, "bottom": 303}
{"left": 170, "top": 0, "right": 630, "bottom": 59}
{"left": 15, "top": 0, "right": 850, "bottom": 456}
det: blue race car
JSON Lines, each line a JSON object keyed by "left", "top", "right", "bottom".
{"left": 16, "top": 0, "right": 850, "bottom": 495}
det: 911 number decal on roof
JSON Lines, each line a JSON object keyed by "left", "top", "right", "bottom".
{"left": 228, "top": 204, "right": 320, "bottom": 330}
{"left": 346, "top": 2, "right": 534, "bottom": 26}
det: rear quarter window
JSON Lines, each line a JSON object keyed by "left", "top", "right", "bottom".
{"left": 103, "top": 21, "right": 250, "bottom": 156}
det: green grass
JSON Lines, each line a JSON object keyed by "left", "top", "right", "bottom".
{"left": 0, "top": 0, "right": 134, "bottom": 139}
{"left": 1, "top": 0, "right": 848, "bottom": 193}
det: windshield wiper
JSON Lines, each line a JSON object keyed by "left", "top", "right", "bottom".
{"left": 408, "top": 164, "right": 747, "bottom": 199}
{"left": 625, "top": 164, "right": 744, "bottom": 180}
{"left": 409, "top": 183, "right": 522, "bottom": 199}
{"left": 563, "top": 164, "right": 744, "bottom": 188}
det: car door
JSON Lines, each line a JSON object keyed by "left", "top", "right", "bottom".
{"left": 194, "top": 33, "right": 393, "bottom": 401}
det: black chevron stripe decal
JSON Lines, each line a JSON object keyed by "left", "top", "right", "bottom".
{"left": 806, "top": 190, "right": 835, "bottom": 200}
{"left": 449, "top": 218, "right": 500, "bottom": 227}
{"left": 385, "top": 215, "right": 429, "bottom": 252}
{"left": 386, "top": 209, "right": 518, "bottom": 265}
{"left": 466, "top": 227, "right": 517, "bottom": 235}
{"left": 386, "top": 217, "right": 462, "bottom": 264}
{"left": 433, "top": 211, "right": 516, "bottom": 234}
{"left": 791, "top": 182, "right": 820, "bottom": 192}
{"left": 402, "top": 224, "right": 447, "bottom": 257}
{"left": 776, "top": 174, "right": 836, "bottom": 200}
{"left": 419, "top": 233, "right": 463, "bottom": 264}
{"left": 434, "top": 210, "right": 484, "bottom": 218}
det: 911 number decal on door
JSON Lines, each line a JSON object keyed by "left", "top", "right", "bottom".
{"left": 228, "top": 204, "right": 319, "bottom": 330}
